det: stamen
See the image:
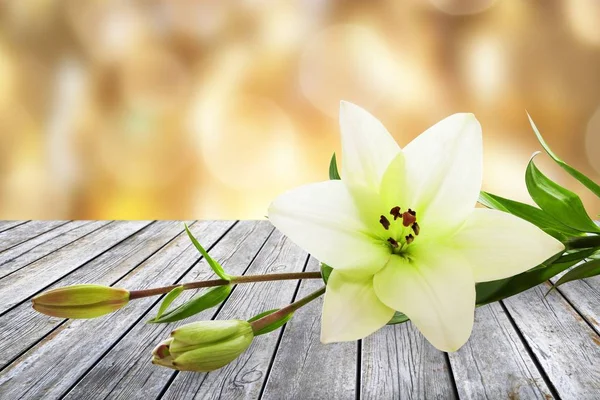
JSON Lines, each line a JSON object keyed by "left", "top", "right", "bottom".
{"left": 379, "top": 215, "right": 390, "bottom": 230}
{"left": 412, "top": 222, "right": 420, "bottom": 236}
{"left": 390, "top": 206, "right": 401, "bottom": 220}
{"left": 405, "top": 234, "right": 415, "bottom": 244}
{"left": 387, "top": 237, "right": 399, "bottom": 248}
{"left": 402, "top": 211, "right": 417, "bottom": 227}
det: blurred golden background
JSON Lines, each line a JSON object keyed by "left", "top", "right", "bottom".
{"left": 0, "top": 0, "right": 599, "bottom": 219}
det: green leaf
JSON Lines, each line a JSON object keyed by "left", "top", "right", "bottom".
{"left": 525, "top": 157, "right": 600, "bottom": 233}
{"left": 148, "top": 285, "right": 232, "bottom": 323}
{"left": 247, "top": 309, "right": 279, "bottom": 322}
{"left": 553, "top": 259, "right": 600, "bottom": 289}
{"left": 387, "top": 311, "right": 409, "bottom": 325}
{"left": 329, "top": 153, "right": 341, "bottom": 180}
{"left": 528, "top": 113, "right": 600, "bottom": 199}
{"left": 185, "top": 224, "right": 231, "bottom": 280}
{"left": 154, "top": 286, "right": 184, "bottom": 320}
{"left": 475, "top": 248, "right": 594, "bottom": 305}
{"left": 248, "top": 309, "right": 294, "bottom": 336}
{"left": 320, "top": 263, "right": 333, "bottom": 284}
{"left": 478, "top": 191, "right": 581, "bottom": 240}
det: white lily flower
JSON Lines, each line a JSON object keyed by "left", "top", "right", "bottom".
{"left": 268, "top": 101, "right": 564, "bottom": 352}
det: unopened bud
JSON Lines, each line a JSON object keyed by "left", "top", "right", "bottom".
{"left": 32, "top": 284, "right": 129, "bottom": 319}
{"left": 152, "top": 320, "right": 254, "bottom": 372}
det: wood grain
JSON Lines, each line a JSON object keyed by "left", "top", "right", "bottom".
{"left": 0, "top": 220, "right": 102, "bottom": 279}
{"left": 0, "top": 220, "right": 67, "bottom": 253}
{"left": 261, "top": 256, "right": 356, "bottom": 400}
{"left": 0, "top": 221, "right": 186, "bottom": 369}
{"left": 448, "top": 302, "right": 553, "bottom": 400}
{"left": 503, "top": 284, "right": 600, "bottom": 399}
{"left": 0, "top": 221, "right": 233, "bottom": 400}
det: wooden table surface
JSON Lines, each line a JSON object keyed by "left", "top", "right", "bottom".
{"left": 0, "top": 220, "right": 598, "bottom": 399}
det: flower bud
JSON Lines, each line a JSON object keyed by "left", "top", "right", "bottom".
{"left": 31, "top": 284, "right": 129, "bottom": 319}
{"left": 152, "top": 320, "right": 254, "bottom": 372}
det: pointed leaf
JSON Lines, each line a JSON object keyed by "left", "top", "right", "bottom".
{"left": 320, "top": 263, "right": 333, "bottom": 284}
{"left": 329, "top": 153, "right": 341, "bottom": 180}
{"left": 528, "top": 113, "right": 600, "bottom": 199}
{"left": 247, "top": 309, "right": 279, "bottom": 323}
{"left": 185, "top": 224, "right": 231, "bottom": 280}
{"left": 475, "top": 248, "right": 594, "bottom": 305}
{"left": 248, "top": 309, "right": 294, "bottom": 336}
{"left": 387, "top": 311, "right": 409, "bottom": 325}
{"left": 148, "top": 285, "right": 232, "bottom": 323}
{"left": 154, "top": 286, "right": 184, "bottom": 320}
{"left": 525, "top": 157, "right": 600, "bottom": 233}
{"left": 479, "top": 191, "right": 581, "bottom": 240}
{"left": 553, "top": 259, "right": 600, "bottom": 289}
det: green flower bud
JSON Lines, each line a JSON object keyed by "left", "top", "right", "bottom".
{"left": 151, "top": 320, "right": 254, "bottom": 372}
{"left": 31, "top": 284, "right": 129, "bottom": 319}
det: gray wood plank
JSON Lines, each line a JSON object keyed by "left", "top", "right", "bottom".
{"left": 361, "top": 319, "right": 456, "bottom": 399}
{"left": 0, "top": 221, "right": 186, "bottom": 369}
{"left": 448, "top": 302, "right": 553, "bottom": 400}
{"left": 550, "top": 274, "right": 600, "bottom": 336}
{"left": 62, "top": 220, "right": 274, "bottom": 400}
{"left": 503, "top": 283, "right": 600, "bottom": 399}
{"left": 0, "top": 221, "right": 105, "bottom": 280}
{"left": 0, "top": 221, "right": 151, "bottom": 313}
{"left": 161, "top": 230, "right": 309, "bottom": 400}
{"left": 0, "top": 220, "right": 68, "bottom": 253}
{"left": 261, "top": 256, "right": 356, "bottom": 400}
{"left": 0, "top": 220, "right": 235, "bottom": 400}
{"left": 0, "top": 221, "right": 28, "bottom": 233}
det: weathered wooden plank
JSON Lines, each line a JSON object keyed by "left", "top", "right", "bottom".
{"left": 0, "top": 221, "right": 186, "bottom": 369}
{"left": 0, "top": 221, "right": 151, "bottom": 313}
{"left": 0, "top": 221, "right": 235, "bottom": 400}
{"left": 448, "top": 302, "right": 553, "bottom": 400}
{"left": 0, "top": 221, "right": 105, "bottom": 280}
{"left": 161, "top": 230, "right": 309, "bottom": 400}
{"left": 361, "top": 318, "right": 456, "bottom": 399}
{"left": 550, "top": 275, "right": 600, "bottom": 336}
{"left": 261, "top": 256, "right": 356, "bottom": 400}
{"left": 62, "top": 220, "right": 274, "bottom": 400}
{"left": 503, "top": 283, "right": 600, "bottom": 399}
{"left": 0, "top": 221, "right": 28, "bottom": 233}
{"left": 0, "top": 220, "right": 68, "bottom": 253}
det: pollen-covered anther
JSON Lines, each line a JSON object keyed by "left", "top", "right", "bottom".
{"left": 379, "top": 215, "right": 390, "bottom": 230}
{"left": 405, "top": 234, "right": 415, "bottom": 244}
{"left": 387, "top": 238, "right": 399, "bottom": 248}
{"left": 412, "top": 222, "right": 420, "bottom": 236}
{"left": 390, "top": 206, "right": 401, "bottom": 220}
{"left": 402, "top": 210, "right": 417, "bottom": 227}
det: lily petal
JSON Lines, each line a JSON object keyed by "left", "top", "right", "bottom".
{"left": 321, "top": 270, "right": 394, "bottom": 343}
{"left": 373, "top": 251, "right": 475, "bottom": 352}
{"left": 450, "top": 208, "right": 565, "bottom": 282}
{"left": 269, "top": 180, "right": 390, "bottom": 274}
{"left": 403, "top": 113, "right": 482, "bottom": 235}
{"left": 339, "top": 101, "right": 400, "bottom": 193}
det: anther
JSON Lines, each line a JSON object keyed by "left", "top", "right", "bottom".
{"left": 405, "top": 234, "right": 415, "bottom": 244}
{"left": 379, "top": 215, "right": 390, "bottom": 230}
{"left": 412, "top": 222, "right": 420, "bottom": 236}
{"left": 402, "top": 211, "right": 417, "bottom": 227}
{"left": 390, "top": 206, "right": 401, "bottom": 220}
{"left": 387, "top": 238, "right": 399, "bottom": 248}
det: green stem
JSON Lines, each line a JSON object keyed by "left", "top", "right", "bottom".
{"left": 249, "top": 286, "right": 326, "bottom": 333}
{"left": 565, "top": 235, "right": 600, "bottom": 250}
{"left": 129, "top": 271, "right": 322, "bottom": 300}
